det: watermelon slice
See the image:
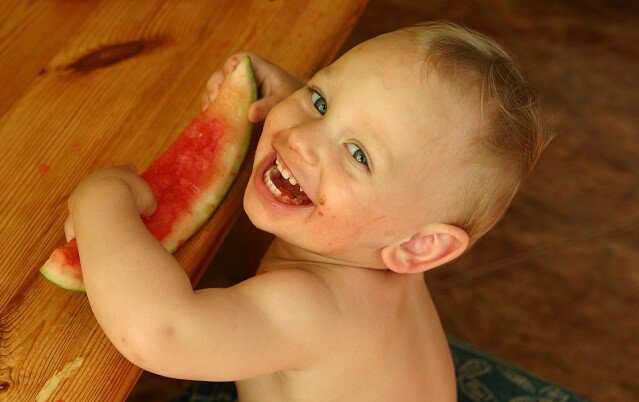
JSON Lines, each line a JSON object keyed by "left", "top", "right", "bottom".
{"left": 40, "top": 56, "right": 257, "bottom": 292}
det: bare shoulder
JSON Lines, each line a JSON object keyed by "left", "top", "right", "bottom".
{"left": 231, "top": 266, "right": 344, "bottom": 363}
{"left": 236, "top": 266, "right": 340, "bottom": 317}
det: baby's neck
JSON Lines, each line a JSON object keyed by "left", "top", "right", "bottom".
{"left": 262, "top": 237, "right": 384, "bottom": 269}
{"left": 261, "top": 238, "right": 427, "bottom": 295}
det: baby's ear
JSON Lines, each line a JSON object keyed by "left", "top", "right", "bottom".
{"left": 381, "top": 224, "right": 469, "bottom": 274}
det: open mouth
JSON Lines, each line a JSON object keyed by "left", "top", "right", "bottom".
{"left": 263, "top": 155, "right": 313, "bottom": 206}
{"left": 253, "top": 150, "right": 315, "bottom": 209}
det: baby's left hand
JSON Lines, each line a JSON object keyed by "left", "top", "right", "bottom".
{"left": 64, "top": 164, "right": 157, "bottom": 241}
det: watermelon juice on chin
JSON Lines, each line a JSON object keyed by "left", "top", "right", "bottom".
{"left": 40, "top": 57, "right": 258, "bottom": 292}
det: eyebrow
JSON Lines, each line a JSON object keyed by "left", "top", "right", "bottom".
{"left": 317, "top": 66, "right": 333, "bottom": 82}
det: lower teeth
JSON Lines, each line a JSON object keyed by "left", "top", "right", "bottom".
{"left": 264, "top": 165, "right": 305, "bottom": 205}
{"left": 280, "top": 195, "right": 302, "bottom": 205}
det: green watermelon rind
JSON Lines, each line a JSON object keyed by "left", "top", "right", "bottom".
{"left": 40, "top": 265, "right": 86, "bottom": 293}
{"left": 40, "top": 249, "right": 86, "bottom": 292}
{"left": 39, "top": 56, "right": 257, "bottom": 291}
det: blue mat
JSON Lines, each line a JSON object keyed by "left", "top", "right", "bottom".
{"left": 448, "top": 337, "right": 590, "bottom": 401}
{"left": 170, "top": 337, "right": 591, "bottom": 402}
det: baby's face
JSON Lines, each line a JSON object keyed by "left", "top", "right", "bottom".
{"left": 244, "top": 31, "right": 476, "bottom": 267}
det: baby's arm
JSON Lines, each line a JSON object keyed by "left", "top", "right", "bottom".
{"left": 135, "top": 268, "right": 340, "bottom": 381}
{"left": 67, "top": 165, "right": 197, "bottom": 361}
{"left": 69, "top": 166, "right": 340, "bottom": 379}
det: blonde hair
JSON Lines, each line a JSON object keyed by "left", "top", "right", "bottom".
{"left": 402, "top": 21, "right": 557, "bottom": 250}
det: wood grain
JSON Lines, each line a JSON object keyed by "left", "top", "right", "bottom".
{"left": 0, "top": 0, "right": 100, "bottom": 119}
{"left": 0, "top": 0, "right": 368, "bottom": 400}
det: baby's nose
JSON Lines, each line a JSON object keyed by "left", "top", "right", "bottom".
{"left": 287, "top": 131, "right": 319, "bottom": 167}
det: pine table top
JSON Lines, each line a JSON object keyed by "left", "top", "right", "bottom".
{"left": 0, "top": 1, "right": 367, "bottom": 400}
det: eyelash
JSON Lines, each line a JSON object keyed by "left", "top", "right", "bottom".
{"left": 305, "top": 84, "right": 371, "bottom": 172}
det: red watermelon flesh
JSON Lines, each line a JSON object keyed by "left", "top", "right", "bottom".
{"left": 40, "top": 56, "right": 257, "bottom": 292}
{"left": 141, "top": 116, "right": 228, "bottom": 248}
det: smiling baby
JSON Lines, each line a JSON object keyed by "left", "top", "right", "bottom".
{"left": 68, "top": 21, "right": 553, "bottom": 402}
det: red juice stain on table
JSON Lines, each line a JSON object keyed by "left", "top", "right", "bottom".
{"left": 70, "top": 142, "right": 81, "bottom": 156}
{"left": 38, "top": 164, "right": 50, "bottom": 175}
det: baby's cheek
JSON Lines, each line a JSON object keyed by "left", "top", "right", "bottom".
{"left": 262, "top": 109, "right": 278, "bottom": 133}
{"left": 308, "top": 208, "right": 338, "bottom": 253}
{"left": 309, "top": 207, "right": 370, "bottom": 254}
{"left": 264, "top": 96, "right": 300, "bottom": 131}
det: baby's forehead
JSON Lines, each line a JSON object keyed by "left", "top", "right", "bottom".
{"left": 319, "top": 36, "right": 480, "bottom": 175}
{"left": 335, "top": 35, "right": 420, "bottom": 87}
{"left": 325, "top": 41, "right": 453, "bottom": 129}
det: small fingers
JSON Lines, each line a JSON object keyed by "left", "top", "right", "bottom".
{"left": 64, "top": 215, "right": 75, "bottom": 242}
{"left": 110, "top": 165, "right": 157, "bottom": 217}
{"left": 135, "top": 180, "right": 157, "bottom": 218}
{"left": 223, "top": 51, "right": 270, "bottom": 77}
{"left": 206, "top": 71, "right": 225, "bottom": 96}
{"left": 248, "top": 96, "right": 278, "bottom": 123}
{"left": 223, "top": 56, "right": 239, "bottom": 75}
{"left": 201, "top": 93, "right": 209, "bottom": 111}
{"left": 138, "top": 196, "right": 157, "bottom": 217}
{"left": 206, "top": 71, "right": 225, "bottom": 91}
{"left": 223, "top": 52, "right": 248, "bottom": 75}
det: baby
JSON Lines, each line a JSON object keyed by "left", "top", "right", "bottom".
{"left": 66, "top": 21, "right": 552, "bottom": 401}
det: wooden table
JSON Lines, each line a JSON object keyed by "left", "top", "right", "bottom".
{"left": 0, "top": 1, "right": 367, "bottom": 400}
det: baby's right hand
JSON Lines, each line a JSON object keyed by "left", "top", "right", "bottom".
{"left": 202, "top": 52, "right": 305, "bottom": 123}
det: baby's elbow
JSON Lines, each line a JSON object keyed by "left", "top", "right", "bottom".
{"left": 109, "top": 331, "right": 149, "bottom": 370}
{"left": 112, "top": 324, "right": 171, "bottom": 372}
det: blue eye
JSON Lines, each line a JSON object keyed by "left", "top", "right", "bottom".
{"left": 346, "top": 143, "right": 368, "bottom": 168}
{"left": 311, "top": 90, "right": 327, "bottom": 115}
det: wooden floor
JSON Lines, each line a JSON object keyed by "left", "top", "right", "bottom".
{"left": 131, "top": 1, "right": 639, "bottom": 401}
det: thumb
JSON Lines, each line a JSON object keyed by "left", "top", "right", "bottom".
{"left": 133, "top": 178, "right": 157, "bottom": 217}
{"left": 248, "top": 96, "right": 278, "bottom": 123}
{"left": 64, "top": 215, "right": 75, "bottom": 242}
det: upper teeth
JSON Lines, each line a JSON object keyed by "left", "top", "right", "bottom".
{"left": 276, "top": 155, "right": 301, "bottom": 188}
